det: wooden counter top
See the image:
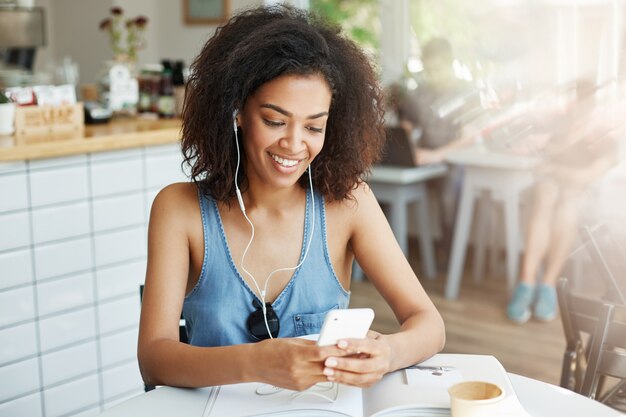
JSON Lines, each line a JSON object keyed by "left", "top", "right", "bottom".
{"left": 0, "top": 117, "right": 182, "bottom": 163}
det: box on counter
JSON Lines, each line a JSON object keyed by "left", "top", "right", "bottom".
{"left": 14, "top": 103, "right": 84, "bottom": 145}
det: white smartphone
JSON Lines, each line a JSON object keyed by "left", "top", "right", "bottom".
{"left": 316, "top": 308, "right": 375, "bottom": 346}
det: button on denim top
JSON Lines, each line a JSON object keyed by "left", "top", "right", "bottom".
{"left": 182, "top": 188, "right": 350, "bottom": 347}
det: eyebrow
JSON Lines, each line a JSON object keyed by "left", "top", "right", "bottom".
{"left": 261, "top": 103, "right": 328, "bottom": 119}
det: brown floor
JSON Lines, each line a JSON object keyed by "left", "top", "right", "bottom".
{"left": 349, "top": 243, "right": 566, "bottom": 385}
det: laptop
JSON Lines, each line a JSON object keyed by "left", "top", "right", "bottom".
{"left": 378, "top": 126, "right": 417, "bottom": 167}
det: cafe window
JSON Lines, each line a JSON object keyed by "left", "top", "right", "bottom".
{"left": 310, "top": 0, "right": 381, "bottom": 57}
{"left": 407, "top": 0, "right": 626, "bottom": 92}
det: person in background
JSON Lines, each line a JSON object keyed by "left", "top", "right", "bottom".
{"left": 138, "top": 5, "right": 444, "bottom": 391}
{"left": 394, "top": 37, "right": 477, "bottom": 253}
{"left": 506, "top": 81, "right": 620, "bottom": 323}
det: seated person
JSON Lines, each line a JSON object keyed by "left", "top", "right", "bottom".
{"left": 507, "top": 80, "right": 621, "bottom": 323}
{"left": 137, "top": 5, "right": 445, "bottom": 391}
{"left": 391, "top": 38, "right": 477, "bottom": 249}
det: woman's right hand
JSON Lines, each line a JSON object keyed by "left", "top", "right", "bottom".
{"left": 252, "top": 337, "right": 344, "bottom": 391}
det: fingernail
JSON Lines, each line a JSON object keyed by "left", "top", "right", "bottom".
{"left": 325, "top": 358, "right": 337, "bottom": 367}
{"left": 323, "top": 367, "right": 334, "bottom": 376}
{"left": 337, "top": 340, "right": 348, "bottom": 349}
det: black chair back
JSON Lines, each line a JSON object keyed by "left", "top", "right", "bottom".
{"left": 557, "top": 277, "right": 626, "bottom": 410}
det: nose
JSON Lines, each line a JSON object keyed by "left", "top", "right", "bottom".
{"left": 278, "top": 124, "right": 305, "bottom": 153}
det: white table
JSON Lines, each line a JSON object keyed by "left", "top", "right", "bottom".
{"left": 96, "top": 368, "right": 622, "bottom": 417}
{"left": 367, "top": 164, "right": 447, "bottom": 280}
{"left": 444, "top": 146, "right": 540, "bottom": 299}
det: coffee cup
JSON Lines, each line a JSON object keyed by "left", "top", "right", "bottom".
{"left": 448, "top": 381, "right": 505, "bottom": 417}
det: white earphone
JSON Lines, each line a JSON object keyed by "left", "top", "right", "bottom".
{"left": 232, "top": 109, "right": 315, "bottom": 339}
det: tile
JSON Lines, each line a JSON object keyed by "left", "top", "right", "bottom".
{"left": 41, "top": 341, "right": 98, "bottom": 387}
{"left": 69, "top": 407, "right": 101, "bottom": 417}
{"left": 34, "top": 237, "right": 92, "bottom": 281}
{"left": 0, "top": 160, "right": 26, "bottom": 175}
{"left": 0, "top": 211, "right": 30, "bottom": 252}
{"left": 43, "top": 374, "right": 99, "bottom": 417}
{"left": 92, "top": 194, "right": 144, "bottom": 233}
{"left": 145, "top": 152, "right": 188, "bottom": 189}
{"left": 0, "top": 358, "right": 39, "bottom": 402}
{"left": 100, "top": 328, "right": 138, "bottom": 367}
{"left": 0, "top": 392, "right": 42, "bottom": 417}
{"left": 0, "top": 286, "right": 35, "bottom": 327}
{"left": 94, "top": 227, "right": 145, "bottom": 267}
{"left": 0, "top": 322, "right": 37, "bottom": 365}
{"left": 29, "top": 165, "right": 89, "bottom": 207}
{"left": 90, "top": 158, "right": 143, "bottom": 198}
{"left": 90, "top": 147, "right": 141, "bottom": 163}
{"left": 38, "top": 307, "right": 96, "bottom": 352}
{"left": 31, "top": 202, "right": 90, "bottom": 244}
{"left": 36, "top": 272, "right": 94, "bottom": 316}
{"left": 96, "top": 260, "right": 145, "bottom": 301}
{"left": 29, "top": 154, "right": 86, "bottom": 170}
{"left": 0, "top": 173, "right": 28, "bottom": 213}
{"left": 98, "top": 296, "right": 140, "bottom": 334}
{"left": 101, "top": 361, "right": 143, "bottom": 401}
{"left": 0, "top": 249, "right": 33, "bottom": 290}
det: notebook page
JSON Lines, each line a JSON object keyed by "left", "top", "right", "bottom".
{"left": 203, "top": 382, "right": 363, "bottom": 417}
{"left": 362, "top": 371, "right": 451, "bottom": 417}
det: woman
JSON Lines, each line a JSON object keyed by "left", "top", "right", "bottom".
{"left": 138, "top": 5, "right": 444, "bottom": 391}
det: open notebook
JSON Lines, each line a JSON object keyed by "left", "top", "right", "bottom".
{"left": 201, "top": 354, "right": 531, "bottom": 417}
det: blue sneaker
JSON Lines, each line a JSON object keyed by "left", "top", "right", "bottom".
{"left": 534, "top": 284, "right": 557, "bottom": 322}
{"left": 507, "top": 283, "right": 535, "bottom": 324}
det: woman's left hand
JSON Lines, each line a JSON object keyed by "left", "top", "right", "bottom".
{"left": 414, "top": 148, "right": 444, "bottom": 165}
{"left": 321, "top": 330, "right": 392, "bottom": 388}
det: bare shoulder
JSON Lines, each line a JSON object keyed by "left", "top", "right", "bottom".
{"left": 150, "top": 182, "right": 199, "bottom": 226}
{"left": 153, "top": 182, "right": 197, "bottom": 206}
{"left": 349, "top": 181, "right": 377, "bottom": 207}
{"left": 325, "top": 182, "right": 379, "bottom": 229}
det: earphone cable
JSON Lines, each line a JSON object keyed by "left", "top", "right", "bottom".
{"left": 240, "top": 168, "right": 315, "bottom": 339}
{"left": 233, "top": 115, "right": 316, "bottom": 339}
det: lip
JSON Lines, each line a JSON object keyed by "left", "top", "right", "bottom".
{"left": 267, "top": 152, "right": 304, "bottom": 173}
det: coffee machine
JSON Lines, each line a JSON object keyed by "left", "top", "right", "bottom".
{"left": 0, "top": 5, "right": 45, "bottom": 73}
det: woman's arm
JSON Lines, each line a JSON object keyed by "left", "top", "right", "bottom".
{"left": 322, "top": 183, "right": 445, "bottom": 387}
{"left": 137, "top": 184, "right": 344, "bottom": 390}
{"left": 414, "top": 133, "right": 476, "bottom": 165}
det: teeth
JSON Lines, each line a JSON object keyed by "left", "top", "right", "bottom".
{"left": 271, "top": 153, "right": 299, "bottom": 167}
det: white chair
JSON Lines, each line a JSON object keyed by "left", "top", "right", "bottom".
{"left": 444, "top": 147, "right": 536, "bottom": 299}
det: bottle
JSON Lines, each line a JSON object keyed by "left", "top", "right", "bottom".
{"left": 157, "top": 64, "right": 175, "bottom": 118}
{"left": 137, "top": 69, "right": 152, "bottom": 114}
{"left": 149, "top": 70, "right": 161, "bottom": 115}
{"left": 172, "top": 61, "right": 184, "bottom": 86}
{"left": 173, "top": 60, "right": 186, "bottom": 117}
{"left": 137, "top": 64, "right": 162, "bottom": 117}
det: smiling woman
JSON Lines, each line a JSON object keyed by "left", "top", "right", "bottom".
{"left": 237, "top": 74, "right": 330, "bottom": 189}
{"left": 137, "top": 4, "right": 445, "bottom": 393}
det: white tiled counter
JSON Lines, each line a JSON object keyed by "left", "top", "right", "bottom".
{"left": 0, "top": 130, "right": 188, "bottom": 417}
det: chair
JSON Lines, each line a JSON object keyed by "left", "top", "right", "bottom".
{"left": 579, "top": 224, "right": 626, "bottom": 305}
{"left": 139, "top": 284, "right": 188, "bottom": 391}
{"left": 580, "top": 299, "right": 626, "bottom": 408}
{"left": 556, "top": 277, "right": 609, "bottom": 393}
{"left": 444, "top": 149, "right": 536, "bottom": 299}
{"left": 557, "top": 277, "right": 626, "bottom": 410}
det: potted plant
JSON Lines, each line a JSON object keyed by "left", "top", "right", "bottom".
{"left": 0, "top": 92, "right": 16, "bottom": 136}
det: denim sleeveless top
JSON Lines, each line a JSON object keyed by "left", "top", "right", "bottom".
{"left": 182, "top": 188, "right": 350, "bottom": 347}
